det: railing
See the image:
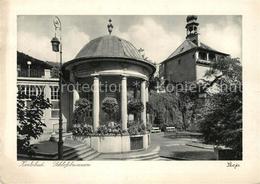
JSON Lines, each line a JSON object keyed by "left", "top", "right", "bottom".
{"left": 18, "top": 70, "right": 44, "bottom": 78}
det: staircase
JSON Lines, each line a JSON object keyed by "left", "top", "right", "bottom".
{"left": 93, "top": 145, "right": 170, "bottom": 161}
{"left": 58, "top": 143, "right": 100, "bottom": 161}
{"left": 18, "top": 141, "right": 100, "bottom": 161}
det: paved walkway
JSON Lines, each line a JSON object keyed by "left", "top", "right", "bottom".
{"left": 26, "top": 132, "right": 216, "bottom": 160}
{"left": 30, "top": 138, "right": 84, "bottom": 154}
{"left": 151, "top": 132, "right": 216, "bottom": 160}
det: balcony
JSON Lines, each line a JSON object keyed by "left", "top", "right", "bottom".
{"left": 196, "top": 59, "right": 211, "bottom": 65}
{"left": 18, "top": 69, "right": 45, "bottom": 78}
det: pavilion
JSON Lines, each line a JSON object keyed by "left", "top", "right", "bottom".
{"left": 62, "top": 20, "right": 156, "bottom": 153}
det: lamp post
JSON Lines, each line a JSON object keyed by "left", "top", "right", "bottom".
{"left": 27, "top": 61, "right": 31, "bottom": 77}
{"left": 51, "top": 16, "right": 63, "bottom": 159}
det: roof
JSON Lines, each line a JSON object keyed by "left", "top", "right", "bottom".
{"left": 165, "top": 39, "right": 229, "bottom": 62}
{"left": 75, "top": 35, "right": 145, "bottom": 61}
{"left": 17, "top": 51, "right": 53, "bottom": 69}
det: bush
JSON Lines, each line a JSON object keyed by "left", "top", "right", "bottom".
{"left": 96, "top": 122, "right": 126, "bottom": 136}
{"left": 101, "top": 97, "right": 119, "bottom": 121}
{"left": 17, "top": 91, "right": 52, "bottom": 154}
{"left": 128, "top": 99, "right": 144, "bottom": 115}
{"left": 153, "top": 112, "right": 164, "bottom": 126}
{"left": 200, "top": 57, "right": 242, "bottom": 159}
{"left": 73, "top": 98, "right": 91, "bottom": 124}
{"left": 146, "top": 122, "right": 153, "bottom": 132}
{"left": 128, "top": 99, "right": 144, "bottom": 122}
{"left": 72, "top": 123, "right": 93, "bottom": 136}
{"left": 127, "top": 121, "right": 146, "bottom": 135}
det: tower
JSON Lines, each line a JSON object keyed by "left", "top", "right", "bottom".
{"left": 185, "top": 15, "right": 200, "bottom": 46}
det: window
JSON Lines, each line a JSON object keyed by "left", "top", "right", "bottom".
{"left": 199, "top": 52, "right": 207, "bottom": 60}
{"left": 209, "top": 53, "right": 216, "bottom": 61}
{"left": 30, "top": 85, "right": 37, "bottom": 98}
{"left": 50, "top": 86, "right": 60, "bottom": 118}
{"left": 51, "top": 86, "right": 59, "bottom": 100}
{"left": 17, "top": 85, "right": 44, "bottom": 108}
{"left": 178, "top": 59, "right": 181, "bottom": 65}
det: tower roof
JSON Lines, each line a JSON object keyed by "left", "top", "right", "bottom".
{"left": 186, "top": 15, "right": 198, "bottom": 22}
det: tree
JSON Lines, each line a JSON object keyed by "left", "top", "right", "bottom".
{"left": 17, "top": 91, "right": 52, "bottom": 154}
{"left": 148, "top": 91, "right": 183, "bottom": 130}
{"left": 101, "top": 97, "right": 119, "bottom": 121}
{"left": 73, "top": 98, "right": 91, "bottom": 125}
{"left": 200, "top": 57, "right": 242, "bottom": 159}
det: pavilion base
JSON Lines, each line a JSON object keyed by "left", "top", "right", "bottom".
{"left": 73, "top": 134, "right": 151, "bottom": 153}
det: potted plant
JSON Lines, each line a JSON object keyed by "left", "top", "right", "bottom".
{"left": 101, "top": 97, "right": 119, "bottom": 125}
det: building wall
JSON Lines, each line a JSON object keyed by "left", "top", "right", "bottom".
{"left": 17, "top": 70, "right": 68, "bottom": 135}
{"left": 162, "top": 50, "right": 228, "bottom": 83}
{"left": 164, "top": 51, "right": 196, "bottom": 82}
{"left": 196, "top": 64, "right": 209, "bottom": 80}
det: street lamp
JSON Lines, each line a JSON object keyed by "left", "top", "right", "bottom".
{"left": 27, "top": 61, "right": 32, "bottom": 77}
{"left": 50, "top": 16, "right": 63, "bottom": 160}
{"left": 51, "top": 37, "right": 60, "bottom": 52}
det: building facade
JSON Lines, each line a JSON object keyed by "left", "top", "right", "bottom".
{"left": 17, "top": 52, "right": 67, "bottom": 142}
{"left": 160, "top": 15, "right": 229, "bottom": 83}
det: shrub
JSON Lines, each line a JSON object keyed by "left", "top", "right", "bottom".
{"left": 128, "top": 99, "right": 144, "bottom": 121}
{"left": 101, "top": 97, "right": 119, "bottom": 121}
{"left": 146, "top": 122, "right": 153, "bottom": 132}
{"left": 200, "top": 57, "right": 242, "bottom": 159}
{"left": 146, "top": 101, "right": 153, "bottom": 114}
{"left": 96, "top": 122, "right": 126, "bottom": 136}
{"left": 17, "top": 91, "right": 52, "bottom": 154}
{"left": 72, "top": 123, "right": 93, "bottom": 136}
{"left": 73, "top": 98, "right": 91, "bottom": 124}
{"left": 153, "top": 112, "right": 164, "bottom": 126}
{"left": 127, "top": 121, "right": 146, "bottom": 135}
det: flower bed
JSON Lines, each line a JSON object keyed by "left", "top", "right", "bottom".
{"left": 72, "top": 133, "right": 150, "bottom": 153}
{"left": 72, "top": 121, "right": 152, "bottom": 137}
{"left": 71, "top": 121, "right": 151, "bottom": 153}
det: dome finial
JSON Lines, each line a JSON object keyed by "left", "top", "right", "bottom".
{"left": 107, "top": 19, "right": 113, "bottom": 35}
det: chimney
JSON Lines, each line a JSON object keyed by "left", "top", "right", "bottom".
{"left": 44, "top": 69, "right": 51, "bottom": 79}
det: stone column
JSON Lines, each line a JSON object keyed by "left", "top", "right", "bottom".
{"left": 72, "top": 88, "right": 79, "bottom": 112}
{"left": 145, "top": 86, "right": 149, "bottom": 102}
{"left": 68, "top": 88, "right": 80, "bottom": 130}
{"left": 121, "top": 76, "right": 127, "bottom": 131}
{"left": 145, "top": 85, "right": 149, "bottom": 124}
{"left": 206, "top": 53, "right": 209, "bottom": 61}
{"left": 93, "top": 76, "right": 100, "bottom": 131}
{"left": 141, "top": 80, "right": 146, "bottom": 126}
{"left": 195, "top": 51, "right": 199, "bottom": 61}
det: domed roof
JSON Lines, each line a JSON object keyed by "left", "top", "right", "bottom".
{"left": 75, "top": 35, "right": 144, "bottom": 61}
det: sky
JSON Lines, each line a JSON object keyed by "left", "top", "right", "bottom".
{"left": 17, "top": 15, "right": 242, "bottom": 63}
